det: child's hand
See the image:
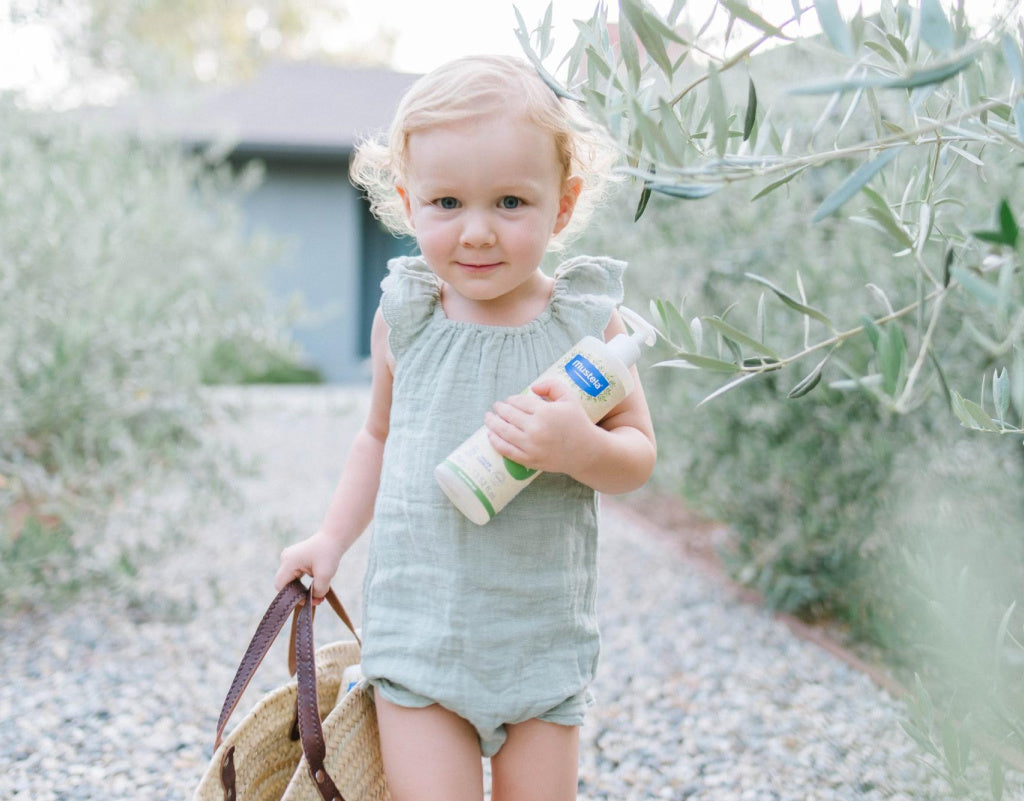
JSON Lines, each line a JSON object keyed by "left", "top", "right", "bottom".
{"left": 484, "top": 379, "right": 597, "bottom": 476}
{"left": 274, "top": 530, "right": 346, "bottom": 603}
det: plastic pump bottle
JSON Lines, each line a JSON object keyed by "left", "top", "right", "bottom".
{"left": 435, "top": 306, "right": 658, "bottom": 525}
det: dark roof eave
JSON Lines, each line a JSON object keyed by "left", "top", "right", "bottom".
{"left": 181, "top": 137, "right": 355, "bottom": 162}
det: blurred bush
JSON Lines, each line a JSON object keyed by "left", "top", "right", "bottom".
{"left": 543, "top": 0, "right": 1024, "bottom": 791}
{"left": 201, "top": 338, "right": 324, "bottom": 385}
{"left": 583, "top": 177, "right": 1024, "bottom": 636}
{"left": 0, "top": 100, "right": 305, "bottom": 606}
{"left": 578, "top": 175, "right": 1024, "bottom": 793}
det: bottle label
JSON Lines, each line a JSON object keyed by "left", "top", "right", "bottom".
{"left": 438, "top": 341, "right": 628, "bottom": 524}
{"left": 439, "top": 427, "right": 536, "bottom": 522}
{"left": 564, "top": 354, "right": 609, "bottom": 397}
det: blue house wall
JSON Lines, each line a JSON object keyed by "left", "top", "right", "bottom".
{"left": 240, "top": 158, "right": 364, "bottom": 382}
{"left": 237, "top": 155, "right": 415, "bottom": 383}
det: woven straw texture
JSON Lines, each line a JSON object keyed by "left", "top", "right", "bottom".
{"left": 281, "top": 682, "right": 389, "bottom": 801}
{"left": 193, "top": 641, "right": 360, "bottom": 801}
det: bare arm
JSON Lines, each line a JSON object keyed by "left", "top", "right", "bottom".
{"left": 274, "top": 307, "right": 394, "bottom": 599}
{"left": 484, "top": 310, "right": 657, "bottom": 494}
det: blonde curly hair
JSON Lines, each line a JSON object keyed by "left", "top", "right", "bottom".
{"left": 350, "top": 55, "right": 616, "bottom": 250}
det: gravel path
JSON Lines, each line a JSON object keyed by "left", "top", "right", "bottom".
{"left": 0, "top": 387, "right": 1006, "bottom": 800}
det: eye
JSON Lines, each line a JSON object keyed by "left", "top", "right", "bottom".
{"left": 435, "top": 197, "right": 459, "bottom": 210}
{"left": 500, "top": 196, "right": 522, "bottom": 210}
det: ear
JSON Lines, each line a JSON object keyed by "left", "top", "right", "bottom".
{"left": 396, "top": 185, "right": 414, "bottom": 227}
{"left": 552, "top": 176, "right": 583, "bottom": 235}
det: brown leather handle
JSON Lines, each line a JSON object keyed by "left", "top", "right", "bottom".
{"left": 214, "top": 579, "right": 307, "bottom": 750}
{"left": 294, "top": 587, "right": 345, "bottom": 801}
{"left": 214, "top": 580, "right": 355, "bottom": 800}
{"left": 288, "top": 589, "right": 361, "bottom": 677}
{"left": 213, "top": 580, "right": 359, "bottom": 749}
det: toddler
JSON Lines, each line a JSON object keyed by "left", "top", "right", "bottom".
{"left": 275, "top": 54, "right": 656, "bottom": 801}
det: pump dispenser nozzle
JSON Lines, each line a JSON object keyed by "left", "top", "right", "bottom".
{"left": 607, "top": 305, "right": 658, "bottom": 368}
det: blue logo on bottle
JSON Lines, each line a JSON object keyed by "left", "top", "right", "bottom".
{"left": 565, "top": 354, "right": 609, "bottom": 397}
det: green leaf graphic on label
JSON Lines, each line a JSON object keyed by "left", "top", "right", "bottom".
{"left": 503, "top": 457, "right": 537, "bottom": 480}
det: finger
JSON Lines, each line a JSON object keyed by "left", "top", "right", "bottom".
{"left": 486, "top": 430, "right": 531, "bottom": 465}
{"left": 493, "top": 396, "right": 540, "bottom": 420}
{"left": 485, "top": 410, "right": 524, "bottom": 442}
{"left": 531, "top": 378, "right": 569, "bottom": 401}
{"left": 274, "top": 564, "right": 302, "bottom": 591}
{"left": 310, "top": 575, "right": 332, "bottom": 602}
{"left": 530, "top": 378, "right": 553, "bottom": 398}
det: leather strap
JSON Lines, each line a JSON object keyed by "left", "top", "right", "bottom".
{"left": 287, "top": 603, "right": 303, "bottom": 679}
{"left": 294, "top": 589, "right": 345, "bottom": 801}
{"left": 213, "top": 579, "right": 355, "bottom": 800}
{"left": 289, "top": 591, "right": 361, "bottom": 676}
{"left": 214, "top": 579, "right": 307, "bottom": 750}
{"left": 213, "top": 581, "right": 359, "bottom": 749}
{"left": 324, "top": 590, "right": 361, "bottom": 648}
{"left": 220, "top": 746, "right": 236, "bottom": 801}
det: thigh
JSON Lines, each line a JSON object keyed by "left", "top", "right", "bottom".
{"left": 490, "top": 718, "right": 579, "bottom": 801}
{"left": 374, "top": 694, "right": 484, "bottom": 801}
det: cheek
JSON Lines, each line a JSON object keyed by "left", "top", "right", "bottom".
{"left": 508, "top": 216, "right": 556, "bottom": 253}
{"left": 410, "top": 220, "right": 450, "bottom": 256}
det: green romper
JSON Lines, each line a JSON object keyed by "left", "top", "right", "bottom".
{"left": 362, "top": 254, "right": 625, "bottom": 757}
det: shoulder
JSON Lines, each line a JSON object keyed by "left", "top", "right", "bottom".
{"left": 552, "top": 255, "right": 627, "bottom": 295}
{"left": 550, "top": 255, "right": 627, "bottom": 337}
{"left": 380, "top": 255, "right": 440, "bottom": 303}
{"left": 379, "top": 256, "right": 440, "bottom": 356}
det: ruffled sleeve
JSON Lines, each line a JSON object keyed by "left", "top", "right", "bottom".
{"left": 379, "top": 256, "right": 441, "bottom": 357}
{"left": 550, "top": 255, "right": 627, "bottom": 337}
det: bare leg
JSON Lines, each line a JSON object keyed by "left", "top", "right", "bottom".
{"left": 374, "top": 693, "right": 484, "bottom": 801}
{"left": 490, "top": 718, "right": 579, "bottom": 801}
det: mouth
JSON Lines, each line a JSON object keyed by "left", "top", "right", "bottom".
{"left": 457, "top": 261, "right": 502, "bottom": 271}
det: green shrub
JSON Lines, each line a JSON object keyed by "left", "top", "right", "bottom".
{"left": 577, "top": 176, "right": 1024, "bottom": 797}
{"left": 579, "top": 179, "right": 1023, "bottom": 639}
{"left": 548, "top": 0, "right": 1024, "bottom": 791}
{"left": 200, "top": 338, "right": 324, "bottom": 385}
{"left": 580, "top": 181, "right": 913, "bottom": 624}
{"left": 0, "top": 100, "right": 296, "bottom": 606}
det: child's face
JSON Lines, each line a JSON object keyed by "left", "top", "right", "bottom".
{"left": 398, "top": 111, "right": 581, "bottom": 311}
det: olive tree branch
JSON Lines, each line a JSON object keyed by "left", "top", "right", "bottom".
{"left": 639, "top": 94, "right": 1014, "bottom": 188}
{"left": 730, "top": 283, "right": 950, "bottom": 377}
{"left": 894, "top": 287, "right": 947, "bottom": 413}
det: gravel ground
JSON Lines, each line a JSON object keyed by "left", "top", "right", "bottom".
{"left": 1, "top": 386, "right": 1014, "bottom": 800}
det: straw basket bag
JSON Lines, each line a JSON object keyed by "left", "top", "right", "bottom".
{"left": 193, "top": 579, "right": 389, "bottom": 801}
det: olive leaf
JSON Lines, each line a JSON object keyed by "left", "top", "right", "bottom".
{"left": 812, "top": 147, "right": 903, "bottom": 222}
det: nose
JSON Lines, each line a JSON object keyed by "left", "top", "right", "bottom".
{"left": 459, "top": 210, "right": 496, "bottom": 248}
